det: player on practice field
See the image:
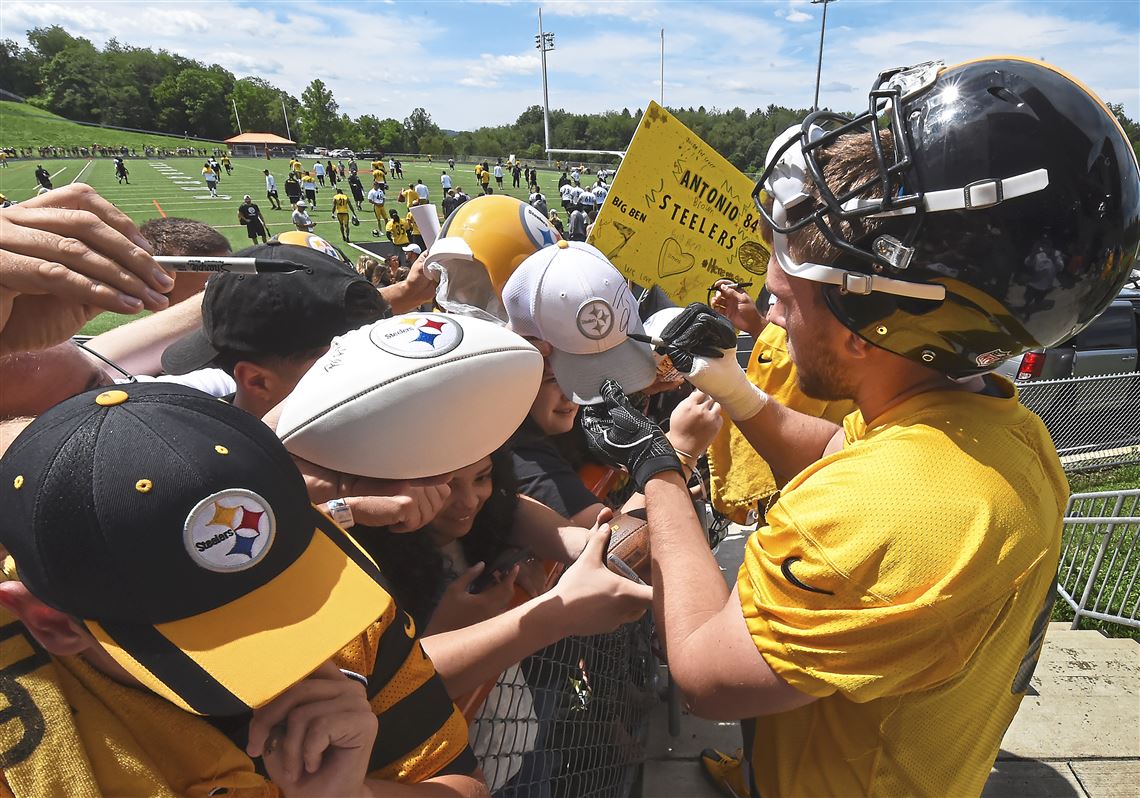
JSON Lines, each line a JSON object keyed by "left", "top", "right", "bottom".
{"left": 368, "top": 181, "right": 387, "bottom": 237}
{"left": 385, "top": 208, "right": 410, "bottom": 247}
{"left": 263, "top": 169, "right": 282, "bottom": 210}
{"left": 238, "top": 194, "right": 269, "bottom": 244}
{"left": 332, "top": 184, "right": 357, "bottom": 242}
{"left": 301, "top": 171, "right": 318, "bottom": 208}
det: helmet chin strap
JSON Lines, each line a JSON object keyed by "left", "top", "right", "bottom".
{"left": 769, "top": 203, "right": 946, "bottom": 301}
{"left": 840, "top": 168, "right": 1050, "bottom": 217}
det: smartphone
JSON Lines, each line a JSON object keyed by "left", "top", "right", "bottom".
{"left": 468, "top": 548, "right": 534, "bottom": 594}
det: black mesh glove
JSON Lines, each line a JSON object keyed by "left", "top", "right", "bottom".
{"left": 580, "top": 380, "right": 682, "bottom": 491}
{"left": 656, "top": 302, "right": 738, "bottom": 373}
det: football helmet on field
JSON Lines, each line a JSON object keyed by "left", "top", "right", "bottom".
{"left": 756, "top": 57, "right": 1140, "bottom": 377}
{"left": 426, "top": 194, "right": 559, "bottom": 322}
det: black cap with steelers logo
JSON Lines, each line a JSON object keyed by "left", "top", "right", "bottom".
{"left": 0, "top": 382, "right": 391, "bottom": 716}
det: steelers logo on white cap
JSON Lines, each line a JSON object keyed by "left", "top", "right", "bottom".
{"left": 183, "top": 489, "right": 276, "bottom": 573}
{"left": 370, "top": 313, "right": 464, "bottom": 359}
{"left": 576, "top": 299, "right": 615, "bottom": 340}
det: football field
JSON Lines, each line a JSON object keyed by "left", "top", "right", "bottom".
{"left": 0, "top": 155, "right": 582, "bottom": 255}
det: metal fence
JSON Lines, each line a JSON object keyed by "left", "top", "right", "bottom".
{"left": 1017, "top": 371, "right": 1140, "bottom": 472}
{"left": 466, "top": 618, "right": 659, "bottom": 798}
{"left": 1056, "top": 489, "right": 1140, "bottom": 630}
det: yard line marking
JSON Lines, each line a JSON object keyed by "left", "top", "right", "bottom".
{"left": 49, "top": 165, "right": 69, "bottom": 180}
{"left": 70, "top": 160, "right": 93, "bottom": 184}
{"left": 152, "top": 199, "right": 168, "bottom": 217}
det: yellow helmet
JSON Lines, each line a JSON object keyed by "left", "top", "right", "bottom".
{"left": 427, "top": 194, "right": 559, "bottom": 322}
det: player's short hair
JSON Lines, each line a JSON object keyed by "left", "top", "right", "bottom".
{"left": 139, "top": 218, "right": 230, "bottom": 257}
{"left": 769, "top": 130, "right": 891, "bottom": 266}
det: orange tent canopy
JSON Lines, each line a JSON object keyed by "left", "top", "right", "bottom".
{"left": 224, "top": 132, "right": 295, "bottom": 144}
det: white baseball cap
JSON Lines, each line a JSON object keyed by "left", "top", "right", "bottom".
{"left": 502, "top": 240, "right": 656, "bottom": 404}
{"left": 403, "top": 243, "right": 423, "bottom": 255}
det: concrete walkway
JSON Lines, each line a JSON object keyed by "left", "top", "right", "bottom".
{"left": 640, "top": 528, "right": 1140, "bottom": 797}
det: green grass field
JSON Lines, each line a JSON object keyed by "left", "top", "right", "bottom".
{"left": 0, "top": 154, "right": 574, "bottom": 252}
{"left": 0, "top": 100, "right": 213, "bottom": 151}
{"left": 0, "top": 152, "right": 579, "bottom": 333}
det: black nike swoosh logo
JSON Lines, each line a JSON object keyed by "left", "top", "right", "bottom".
{"left": 755, "top": 352, "right": 773, "bottom": 364}
{"left": 780, "top": 557, "right": 833, "bottom": 595}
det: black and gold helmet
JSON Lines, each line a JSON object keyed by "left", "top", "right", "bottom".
{"left": 755, "top": 57, "right": 1140, "bottom": 377}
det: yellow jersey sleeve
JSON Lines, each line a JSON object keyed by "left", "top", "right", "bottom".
{"left": 334, "top": 603, "right": 476, "bottom": 782}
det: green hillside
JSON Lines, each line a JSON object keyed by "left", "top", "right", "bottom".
{"left": 0, "top": 101, "right": 215, "bottom": 150}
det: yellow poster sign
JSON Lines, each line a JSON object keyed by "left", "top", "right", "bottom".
{"left": 588, "top": 101, "right": 770, "bottom": 306}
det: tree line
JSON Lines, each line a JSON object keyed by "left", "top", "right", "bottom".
{"left": 2, "top": 26, "right": 1136, "bottom": 173}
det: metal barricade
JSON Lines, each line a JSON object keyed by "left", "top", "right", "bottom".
{"left": 1016, "top": 372, "right": 1140, "bottom": 472}
{"left": 468, "top": 618, "right": 659, "bottom": 798}
{"left": 1057, "top": 489, "right": 1140, "bottom": 629}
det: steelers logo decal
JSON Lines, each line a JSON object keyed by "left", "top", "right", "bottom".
{"left": 183, "top": 489, "right": 276, "bottom": 573}
{"left": 576, "top": 300, "right": 615, "bottom": 340}
{"left": 370, "top": 313, "right": 464, "bottom": 359}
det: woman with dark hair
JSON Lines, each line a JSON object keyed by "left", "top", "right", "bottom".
{"left": 356, "top": 447, "right": 522, "bottom": 631}
{"left": 353, "top": 446, "right": 640, "bottom": 796}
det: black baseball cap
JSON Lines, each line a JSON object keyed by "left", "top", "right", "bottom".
{"left": 161, "top": 239, "right": 385, "bottom": 375}
{"left": 0, "top": 382, "right": 390, "bottom": 716}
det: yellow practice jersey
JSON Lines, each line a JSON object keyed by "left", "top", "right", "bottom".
{"left": 290, "top": 160, "right": 301, "bottom": 173}
{"left": 334, "top": 194, "right": 351, "bottom": 215}
{"left": 372, "top": 160, "right": 383, "bottom": 172}
{"left": 386, "top": 218, "right": 410, "bottom": 245}
{"left": 301, "top": 175, "right": 315, "bottom": 189}
{"left": 372, "top": 169, "right": 384, "bottom": 184}
{"left": 709, "top": 324, "right": 855, "bottom": 523}
{"left": 737, "top": 376, "right": 1065, "bottom": 798}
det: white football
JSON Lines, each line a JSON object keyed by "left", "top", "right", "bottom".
{"left": 277, "top": 313, "right": 543, "bottom": 479}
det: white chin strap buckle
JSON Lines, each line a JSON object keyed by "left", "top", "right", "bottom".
{"left": 841, "top": 272, "right": 874, "bottom": 296}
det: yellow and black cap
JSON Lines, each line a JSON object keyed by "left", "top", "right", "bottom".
{"left": 0, "top": 382, "right": 391, "bottom": 716}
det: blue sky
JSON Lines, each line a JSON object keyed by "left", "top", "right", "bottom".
{"left": 4, "top": 0, "right": 1138, "bottom": 132}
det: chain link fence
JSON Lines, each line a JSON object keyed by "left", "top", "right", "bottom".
{"left": 467, "top": 618, "right": 660, "bottom": 798}
{"left": 1017, "top": 371, "right": 1140, "bottom": 472}
{"left": 1057, "top": 489, "right": 1140, "bottom": 629}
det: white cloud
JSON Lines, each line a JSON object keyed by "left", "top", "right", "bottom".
{"left": 458, "top": 53, "right": 541, "bottom": 88}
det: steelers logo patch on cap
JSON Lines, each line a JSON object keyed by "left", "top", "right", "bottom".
{"left": 576, "top": 299, "right": 615, "bottom": 340}
{"left": 183, "top": 489, "right": 276, "bottom": 573}
{"left": 369, "top": 313, "right": 464, "bottom": 359}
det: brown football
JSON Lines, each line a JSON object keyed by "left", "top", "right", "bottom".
{"left": 605, "top": 509, "right": 651, "bottom": 584}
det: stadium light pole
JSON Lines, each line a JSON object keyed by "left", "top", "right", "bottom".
{"left": 281, "top": 97, "right": 292, "bottom": 143}
{"left": 811, "top": 0, "right": 836, "bottom": 111}
{"left": 536, "top": 9, "right": 555, "bottom": 161}
{"left": 232, "top": 98, "right": 243, "bottom": 134}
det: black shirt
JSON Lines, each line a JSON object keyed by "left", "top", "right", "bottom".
{"left": 509, "top": 418, "right": 599, "bottom": 519}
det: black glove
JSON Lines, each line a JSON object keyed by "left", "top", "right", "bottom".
{"left": 656, "top": 302, "right": 737, "bottom": 373}
{"left": 580, "top": 380, "right": 682, "bottom": 491}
